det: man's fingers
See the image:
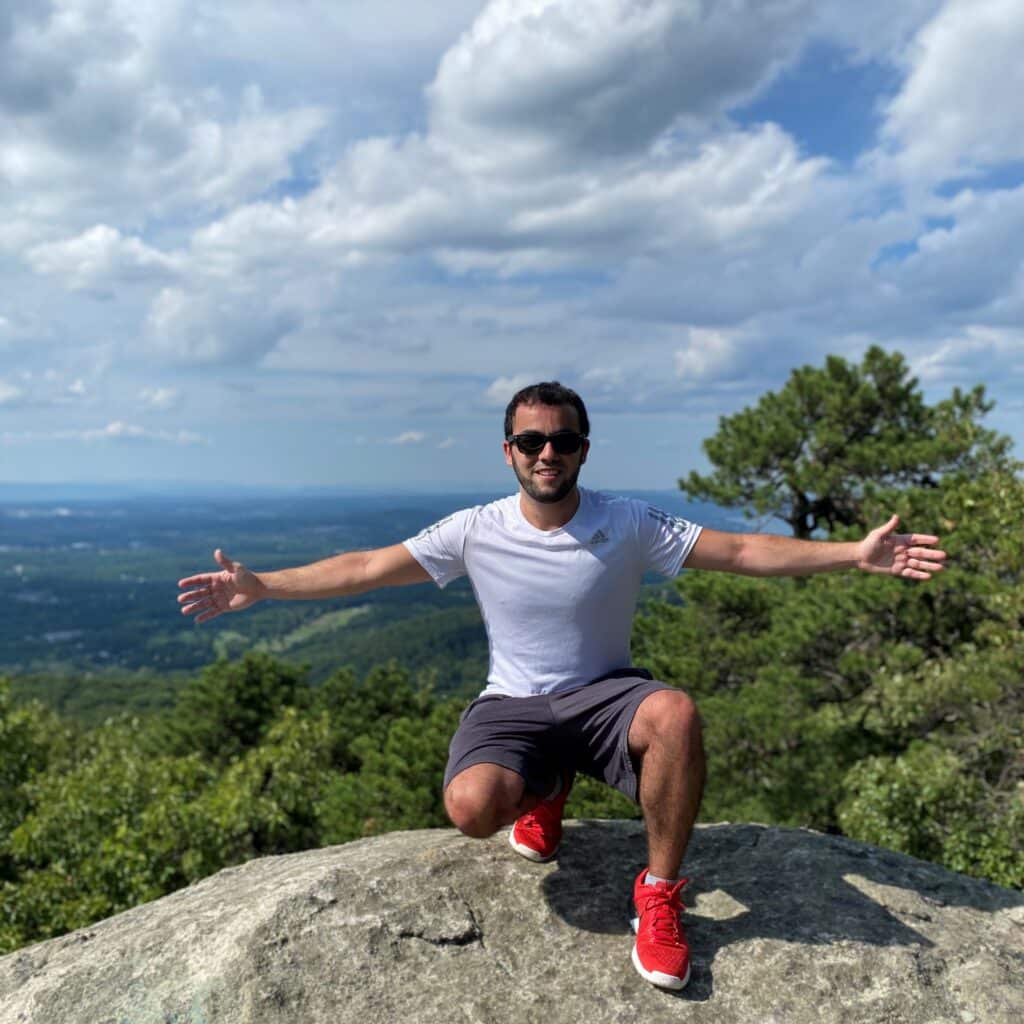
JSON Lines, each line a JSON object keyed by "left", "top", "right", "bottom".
{"left": 901, "top": 568, "right": 932, "bottom": 580}
{"left": 906, "top": 533, "right": 940, "bottom": 546}
{"left": 907, "top": 546, "right": 947, "bottom": 561}
{"left": 178, "top": 573, "right": 213, "bottom": 589}
{"left": 908, "top": 558, "right": 945, "bottom": 574}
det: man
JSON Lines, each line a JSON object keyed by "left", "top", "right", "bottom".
{"left": 178, "top": 381, "right": 947, "bottom": 991}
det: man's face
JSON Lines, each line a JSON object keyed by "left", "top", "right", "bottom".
{"left": 503, "top": 402, "right": 589, "bottom": 504}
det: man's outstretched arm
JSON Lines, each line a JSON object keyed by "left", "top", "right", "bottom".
{"left": 685, "top": 514, "right": 947, "bottom": 580}
{"left": 177, "top": 543, "right": 431, "bottom": 624}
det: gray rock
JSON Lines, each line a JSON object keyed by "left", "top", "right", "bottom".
{"left": 0, "top": 822, "right": 1021, "bottom": 1024}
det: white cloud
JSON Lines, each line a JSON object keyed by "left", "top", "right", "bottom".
{"left": 911, "top": 326, "right": 1024, "bottom": 383}
{"left": 389, "top": 430, "right": 427, "bottom": 445}
{"left": 0, "top": 379, "right": 24, "bottom": 405}
{"left": 428, "top": 0, "right": 813, "bottom": 169}
{"left": 812, "top": 0, "right": 941, "bottom": 62}
{"left": 2, "top": 0, "right": 1024, "bottom": 486}
{"left": 880, "top": 0, "right": 1024, "bottom": 183}
{"left": 484, "top": 376, "right": 537, "bottom": 407}
{"left": 0, "top": 3, "right": 328, "bottom": 244}
{"left": 82, "top": 421, "right": 205, "bottom": 444}
{"left": 28, "top": 225, "right": 181, "bottom": 290}
{"left": 438, "top": 436, "right": 458, "bottom": 448}
{"left": 675, "top": 328, "right": 740, "bottom": 382}
{"left": 139, "top": 386, "right": 180, "bottom": 410}
{"left": 1, "top": 421, "right": 205, "bottom": 444}
{"left": 144, "top": 285, "right": 300, "bottom": 364}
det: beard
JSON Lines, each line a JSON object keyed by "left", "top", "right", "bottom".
{"left": 511, "top": 458, "right": 582, "bottom": 504}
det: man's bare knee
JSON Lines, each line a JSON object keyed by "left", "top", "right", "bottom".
{"left": 630, "top": 689, "right": 703, "bottom": 755}
{"left": 444, "top": 764, "right": 527, "bottom": 838}
{"left": 444, "top": 783, "right": 500, "bottom": 838}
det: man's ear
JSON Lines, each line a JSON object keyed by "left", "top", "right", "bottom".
{"left": 580, "top": 438, "right": 590, "bottom": 465}
{"left": 503, "top": 439, "right": 514, "bottom": 466}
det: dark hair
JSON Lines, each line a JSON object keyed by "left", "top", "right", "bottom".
{"left": 504, "top": 381, "right": 590, "bottom": 439}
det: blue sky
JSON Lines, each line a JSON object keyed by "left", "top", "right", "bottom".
{"left": 1, "top": 0, "right": 1022, "bottom": 493}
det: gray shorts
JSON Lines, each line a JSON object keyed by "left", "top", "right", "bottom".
{"left": 443, "top": 669, "right": 672, "bottom": 802}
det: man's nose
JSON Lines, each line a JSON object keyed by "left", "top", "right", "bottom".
{"left": 537, "top": 439, "right": 559, "bottom": 459}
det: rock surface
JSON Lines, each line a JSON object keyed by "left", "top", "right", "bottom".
{"left": 0, "top": 821, "right": 1021, "bottom": 1024}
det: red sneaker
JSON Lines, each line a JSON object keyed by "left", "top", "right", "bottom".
{"left": 508, "top": 774, "right": 574, "bottom": 862}
{"left": 630, "top": 869, "right": 691, "bottom": 990}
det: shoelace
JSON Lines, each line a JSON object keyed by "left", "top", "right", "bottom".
{"left": 518, "top": 800, "right": 559, "bottom": 839}
{"left": 640, "top": 880, "right": 687, "bottom": 944}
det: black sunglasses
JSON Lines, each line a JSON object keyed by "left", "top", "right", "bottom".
{"left": 506, "top": 430, "right": 587, "bottom": 455}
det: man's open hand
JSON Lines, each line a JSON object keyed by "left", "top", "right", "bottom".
{"left": 177, "top": 549, "right": 266, "bottom": 624}
{"left": 857, "top": 515, "right": 948, "bottom": 580}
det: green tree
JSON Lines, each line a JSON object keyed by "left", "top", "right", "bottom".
{"left": 0, "top": 717, "right": 214, "bottom": 952}
{"left": 635, "top": 351, "right": 1023, "bottom": 888}
{"left": 310, "top": 660, "right": 422, "bottom": 772}
{"left": 317, "top": 698, "right": 462, "bottom": 844}
{"left": 0, "top": 656, "right": 473, "bottom": 954}
{"left": 182, "top": 707, "right": 335, "bottom": 877}
{"left": 0, "top": 680, "right": 74, "bottom": 880}
{"left": 157, "top": 652, "right": 310, "bottom": 763}
{"left": 682, "top": 346, "right": 1010, "bottom": 538}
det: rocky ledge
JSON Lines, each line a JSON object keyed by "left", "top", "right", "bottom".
{"left": 0, "top": 821, "right": 1021, "bottom": 1024}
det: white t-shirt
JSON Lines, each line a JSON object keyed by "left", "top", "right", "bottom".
{"left": 403, "top": 488, "right": 702, "bottom": 698}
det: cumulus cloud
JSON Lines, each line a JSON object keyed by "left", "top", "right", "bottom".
{"left": 812, "top": 0, "right": 941, "bottom": 62}
{"left": 1, "top": 3, "right": 328, "bottom": 241}
{"left": 144, "top": 285, "right": 301, "bottom": 364}
{"left": 675, "top": 328, "right": 740, "bottom": 383}
{"left": 3, "top": 0, "right": 1024, "bottom": 485}
{"left": 880, "top": 0, "right": 1024, "bottom": 183}
{"left": 912, "top": 326, "right": 1024, "bottom": 383}
{"left": 389, "top": 430, "right": 427, "bottom": 445}
{"left": 28, "top": 225, "right": 181, "bottom": 290}
{"left": 428, "top": 0, "right": 813, "bottom": 169}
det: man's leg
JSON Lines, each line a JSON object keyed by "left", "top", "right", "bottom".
{"left": 627, "top": 689, "right": 705, "bottom": 879}
{"left": 444, "top": 762, "right": 541, "bottom": 838}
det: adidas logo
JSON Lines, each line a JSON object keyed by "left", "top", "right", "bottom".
{"left": 588, "top": 529, "right": 609, "bottom": 545}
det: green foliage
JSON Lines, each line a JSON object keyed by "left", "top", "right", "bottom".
{"left": 682, "top": 346, "right": 1011, "bottom": 537}
{"left": 7, "top": 668, "right": 185, "bottom": 729}
{"left": 318, "top": 699, "right": 462, "bottom": 843}
{"left": 0, "top": 655, "right": 464, "bottom": 955}
{"left": 636, "top": 467, "right": 1024, "bottom": 887}
{"left": 639, "top": 347, "right": 1023, "bottom": 889}
{"left": 156, "top": 652, "right": 311, "bottom": 764}
{"left": 837, "top": 742, "right": 1023, "bottom": 888}
{"left": 0, "top": 680, "right": 75, "bottom": 880}
{"left": 180, "top": 708, "right": 335, "bottom": 877}
{"left": 566, "top": 775, "right": 640, "bottom": 821}
{"left": 0, "top": 718, "right": 214, "bottom": 950}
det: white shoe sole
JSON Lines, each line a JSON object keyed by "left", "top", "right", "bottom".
{"left": 508, "top": 828, "right": 558, "bottom": 862}
{"left": 630, "top": 914, "right": 691, "bottom": 990}
{"left": 630, "top": 946, "right": 691, "bottom": 990}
